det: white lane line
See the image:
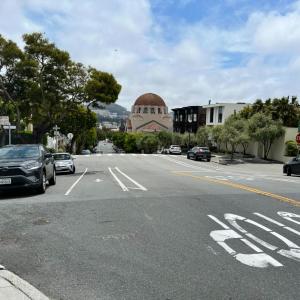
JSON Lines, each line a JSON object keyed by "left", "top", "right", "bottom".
{"left": 65, "top": 168, "right": 88, "bottom": 196}
{"left": 141, "top": 154, "right": 148, "bottom": 156}
{"left": 108, "top": 167, "right": 129, "bottom": 191}
{"left": 96, "top": 154, "right": 102, "bottom": 156}
{"left": 120, "top": 153, "right": 125, "bottom": 156}
{"left": 254, "top": 212, "right": 300, "bottom": 236}
{"left": 131, "top": 154, "right": 137, "bottom": 156}
{"left": 107, "top": 154, "right": 113, "bottom": 156}
{"left": 115, "top": 167, "right": 147, "bottom": 191}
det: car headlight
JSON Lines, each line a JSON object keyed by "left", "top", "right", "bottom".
{"left": 22, "top": 160, "right": 42, "bottom": 170}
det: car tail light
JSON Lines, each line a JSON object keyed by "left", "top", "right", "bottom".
{"left": 198, "top": 149, "right": 203, "bottom": 153}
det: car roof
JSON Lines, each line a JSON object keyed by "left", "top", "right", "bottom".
{"left": 3, "top": 144, "right": 41, "bottom": 148}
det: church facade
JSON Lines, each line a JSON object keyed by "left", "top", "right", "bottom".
{"left": 126, "top": 93, "right": 172, "bottom": 132}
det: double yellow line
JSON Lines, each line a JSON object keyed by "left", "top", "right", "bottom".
{"left": 173, "top": 171, "right": 300, "bottom": 207}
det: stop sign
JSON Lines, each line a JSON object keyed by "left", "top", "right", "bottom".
{"left": 296, "top": 133, "right": 300, "bottom": 144}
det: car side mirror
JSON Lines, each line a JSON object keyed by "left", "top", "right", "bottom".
{"left": 45, "top": 153, "right": 52, "bottom": 159}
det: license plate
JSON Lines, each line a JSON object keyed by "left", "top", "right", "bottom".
{"left": 0, "top": 178, "right": 11, "bottom": 185}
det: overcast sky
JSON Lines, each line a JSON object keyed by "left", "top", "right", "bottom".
{"left": 1, "top": 0, "right": 300, "bottom": 110}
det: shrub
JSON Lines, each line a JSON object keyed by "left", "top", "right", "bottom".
{"left": 285, "top": 140, "right": 298, "bottom": 156}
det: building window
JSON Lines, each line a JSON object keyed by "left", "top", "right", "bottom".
{"left": 180, "top": 114, "right": 183, "bottom": 121}
{"left": 143, "top": 107, "right": 148, "bottom": 114}
{"left": 210, "top": 108, "right": 214, "bottom": 123}
{"left": 175, "top": 114, "right": 178, "bottom": 121}
{"left": 187, "top": 114, "right": 192, "bottom": 123}
{"left": 138, "top": 107, "right": 141, "bottom": 113}
{"left": 164, "top": 108, "right": 167, "bottom": 114}
{"left": 193, "top": 114, "right": 197, "bottom": 122}
{"left": 158, "top": 107, "right": 162, "bottom": 114}
{"left": 151, "top": 107, "right": 155, "bottom": 114}
{"left": 218, "top": 107, "right": 223, "bottom": 123}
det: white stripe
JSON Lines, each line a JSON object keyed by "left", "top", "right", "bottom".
{"left": 241, "top": 238, "right": 263, "bottom": 252}
{"left": 246, "top": 233, "right": 278, "bottom": 250}
{"left": 285, "top": 226, "right": 300, "bottom": 237}
{"left": 245, "top": 219, "right": 272, "bottom": 232}
{"left": 107, "top": 154, "right": 113, "bottom": 156}
{"left": 271, "top": 232, "right": 300, "bottom": 249}
{"left": 208, "top": 215, "right": 230, "bottom": 229}
{"left": 115, "top": 167, "right": 147, "bottom": 191}
{"left": 65, "top": 168, "right": 88, "bottom": 196}
{"left": 141, "top": 154, "right": 147, "bottom": 156}
{"left": 108, "top": 167, "right": 128, "bottom": 191}
{"left": 253, "top": 213, "right": 285, "bottom": 227}
{"left": 131, "top": 154, "right": 137, "bottom": 156}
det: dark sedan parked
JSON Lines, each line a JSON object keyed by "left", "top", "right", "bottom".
{"left": 0, "top": 144, "right": 56, "bottom": 194}
{"left": 283, "top": 157, "right": 300, "bottom": 176}
{"left": 187, "top": 146, "right": 211, "bottom": 161}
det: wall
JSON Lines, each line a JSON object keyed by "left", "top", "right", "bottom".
{"left": 237, "top": 127, "right": 297, "bottom": 162}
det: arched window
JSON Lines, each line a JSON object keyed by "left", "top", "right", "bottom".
{"left": 158, "top": 107, "right": 162, "bottom": 114}
{"left": 151, "top": 107, "right": 155, "bottom": 114}
{"left": 143, "top": 107, "right": 148, "bottom": 114}
{"left": 138, "top": 107, "right": 141, "bottom": 113}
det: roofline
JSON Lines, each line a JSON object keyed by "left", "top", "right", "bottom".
{"left": 202, "top": 103, "right": 251, "bottom": 108}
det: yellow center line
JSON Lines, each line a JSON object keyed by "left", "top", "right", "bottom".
{"left": 173, "top": 171, "right": 300, "bottom": 207}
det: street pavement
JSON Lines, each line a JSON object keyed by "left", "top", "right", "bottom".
{"left": 0, "top": 153, "right": 300, "bottom": 299}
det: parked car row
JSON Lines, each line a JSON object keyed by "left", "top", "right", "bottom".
{"left": 0, "top": 144, "right": 76, "bottom": 195}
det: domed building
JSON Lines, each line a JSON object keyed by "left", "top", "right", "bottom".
{"left": 126, "top": 93, "right": 172, "bottom": 132}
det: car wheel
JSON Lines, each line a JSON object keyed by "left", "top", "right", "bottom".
{"left": 286, "top": 166, "right": 292, "bottom": 176}
{"left": 207, "top": 158, "right": 211, "bottom": 162}
{"left": 49, "top": 168, "right": 56, "bottom": 185}
{"left": 37, "top": 171, "right": 47, "bottom": 194}
{"left": 71, "top": 166, "right": 76, "bottom": 174}
{"left": 187, "top": 154, "right": 190, "bottom": 159}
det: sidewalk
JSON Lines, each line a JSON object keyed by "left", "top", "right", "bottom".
{"left": 0, "top": 265, "right": 49, "bottom": 300}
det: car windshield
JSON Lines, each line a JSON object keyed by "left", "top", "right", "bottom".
{"left": 0, "top": 146, "right": 40, "bottom": 159}
{"left": 53, "top": 154, "right": 71, "bottom": 161}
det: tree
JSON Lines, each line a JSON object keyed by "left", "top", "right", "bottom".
{"left": 211, "top": 125, "right": 224, "bottom": 152}
{"left": 248, "top": 113, "right": 285, "bottom": 159}
{"left": 59, "top": 105, "right": 97, "bottom": 153}
{"left": 172, "top": 133, "right": 183, "bottom": 146}
{"left": 84, "top": 68, "right": 122, "bottom": 109}
{"left": 196, "top": 126, "right": 210, "bottom": 146}
{"left": 136, "top": 134, "right": 158, "bottom": 153}
{"left": 157, "top": 131, "right": 172, "bottom": 149}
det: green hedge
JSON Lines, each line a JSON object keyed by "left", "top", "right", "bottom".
{"left": 285, "top": 140, "right": 298, "bottom": 156}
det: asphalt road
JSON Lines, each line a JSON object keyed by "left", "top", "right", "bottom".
{"left": 0, "top": 153, "right": 300, "bottom": 300}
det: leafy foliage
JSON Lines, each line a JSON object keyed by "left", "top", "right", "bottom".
{"left": 285, "top": 140, "right": 298, "bottom": 157}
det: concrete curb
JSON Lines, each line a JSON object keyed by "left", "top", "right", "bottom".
{"left": 0, "top": 268, "right": 49, "bottom": 300}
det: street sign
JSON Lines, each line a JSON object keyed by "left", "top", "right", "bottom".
{"left": 0, "top": 116, "right": 10, "bottom": 126}
{"left": 3, "top": 125, "right": 16, "bottom": 129}
{"left": 67, "top": 133, "right": 74, "bottom": 140}
{"left": 296, "top": 133, "right": 300, "bottom": 144}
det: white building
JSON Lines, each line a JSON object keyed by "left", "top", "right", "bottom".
{"left": 203, "top": 102, "right": 250, "bottom": 126}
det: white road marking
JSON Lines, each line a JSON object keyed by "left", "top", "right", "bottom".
{"left": 107, "top": 154, "right": 113, "bottom": 156}
{"left": 115, "top": 167, "right": 147, "bottom": 191}
{"left": 108, "top": 167, "right": 128, "bottom": 191}
{"left": 278, "top": 211, "right": 300, "bottom": 225}
{"left": 65, "top": 168, "right": 88, "bottom": 196}
{"left": 96, "top": 154, "right": 102, "bottom": 156}
{"left": 254, "top": 212, "right": 300, "bottom": 236}
{"left": 253, "top": 213, "right": 284, "bottom": 227}
{"left": 141, "top": 154, "right": 148, "bottom": 156}
{"left": 131, "top": 154, "right": 137, "bottom": 156}
{"left": 95, "top": 179, "right": 103, "bottom": 182}
{"left": 209, "top": 216, "right": 282, "bottom": 268}
{"left": 224, "top": 213, "right": 300, "bottom": 262}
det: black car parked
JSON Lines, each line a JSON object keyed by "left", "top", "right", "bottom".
{"left": 187, "top": 146, "right": 211, "bottom": 161}
{"left": 283, "top": 157, "right": 300, "bottom": 176}
{"left": 0, "top": 144, "right": 56, "bottom": 194}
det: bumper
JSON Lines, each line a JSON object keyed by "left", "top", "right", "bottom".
{"left": 0, "top": 175, "right": 42, "bottom": 190}
{"left": 55, "top": 165, "right": 73, "bottom": 173}
{"left": 196, "top": 155, "right": 211, "bottom": 160}
{"left": 169, "top": 151, "right": 182, "bottom": 155}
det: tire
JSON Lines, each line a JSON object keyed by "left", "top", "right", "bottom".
{"left": 187, "top": 154, "right": 190, "bottom": 159}
{"left": 37, "top": 171, "right": 47, "bottom": 194}
{"left": 49, "top": 167, "right": 56, "bottom": 185}
{"left": 207, "top": 158, "right": 211, "bottom": 162}
{"left": 71, "top": 166, "right": 76, "bottom": 174}
{"left": 286, "top": 166, "right": 292, "bottom": 176}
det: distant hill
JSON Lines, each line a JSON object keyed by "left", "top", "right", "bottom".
{"left": 102, "top": 103, "right": 130, "bottom": 115}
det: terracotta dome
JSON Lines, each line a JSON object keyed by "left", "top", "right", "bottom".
{"left": 134, "top": 93, "right": 166, "bottom": 107}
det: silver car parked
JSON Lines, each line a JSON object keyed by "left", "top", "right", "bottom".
{"left": 53, "top": 153, "right": 75, "bottom": 174}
